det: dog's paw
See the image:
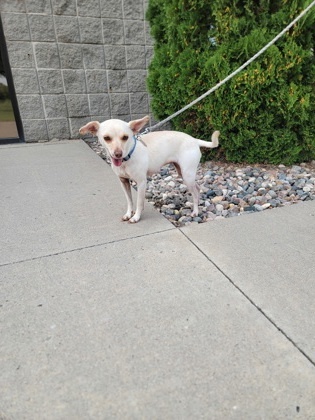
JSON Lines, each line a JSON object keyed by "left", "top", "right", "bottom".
{"left": 122, "top": 211, "right": 134, "bottom": 221}
{"left": 128, "top": 215, "right": 140, "bottom": 224}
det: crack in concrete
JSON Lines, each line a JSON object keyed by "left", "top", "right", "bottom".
{"left": 179, "top": 228, "right": 315, "bottom": 369}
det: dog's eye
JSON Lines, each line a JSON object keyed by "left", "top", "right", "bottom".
{"left": 122, "top": 135, "right": 129, "bottom": 141}
{"left": 103, "top": 135, "right": 111, "bottom": 142}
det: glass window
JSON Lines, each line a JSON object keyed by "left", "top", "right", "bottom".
{"left": 0, "top": 16, "right": 23, "bottom": 143}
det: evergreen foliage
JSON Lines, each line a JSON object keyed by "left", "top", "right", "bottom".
{"left": 146, "top": 0, "right": 315, "bottom": 164}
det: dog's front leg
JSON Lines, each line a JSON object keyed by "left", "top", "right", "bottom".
{"left": 129, "top": 179, "right": 147, "bottom": 223}
{"left": 120, "top": 177, "right": 134, "bottom": 221}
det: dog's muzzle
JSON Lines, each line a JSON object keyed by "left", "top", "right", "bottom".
{"left": 111, "top": 150, "right": 123, "bottom": 167}
{"left": 111, "top": 156, "right": 123, "bottom": 167}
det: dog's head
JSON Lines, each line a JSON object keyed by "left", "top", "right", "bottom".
{"left": 79, "top": 115, "right": 149, "bottom": 167}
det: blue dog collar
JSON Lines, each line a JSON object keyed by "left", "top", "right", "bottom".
{"left": 123, "top": 135, "right": 137, "bottom": 162}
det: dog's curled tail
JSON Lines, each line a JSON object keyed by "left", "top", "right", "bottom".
{"left": 197, "top": 130, "right": 220, "bottom": 149}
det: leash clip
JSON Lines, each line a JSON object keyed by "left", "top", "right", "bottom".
{"left": 140, "top": 127, "right": 151, "bottom": 135}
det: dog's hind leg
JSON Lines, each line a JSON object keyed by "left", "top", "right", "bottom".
{"left": 185, "top": 179, "right": 200, "bottom": 217}
{"left": 178, "top": 151, "right": 201, "bottom": 217}
{"left": 120, "top": 177, "right": 134, "bottom": 221}
{"left": 173, "top": 162, "right": 183, "bottom": 179}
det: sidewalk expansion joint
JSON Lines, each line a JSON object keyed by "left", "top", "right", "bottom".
{"left": 0, "top": 227, "right": 174, "bottom": 268}
{"left": 179, "top": 228, "right": 315, "bottom": 370}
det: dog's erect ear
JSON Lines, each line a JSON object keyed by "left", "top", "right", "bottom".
{"left": 129, "top": 115, "right": 149, "bottom": 134}
{"left": 79, "top": 121, "right": 100, "bottom": 136}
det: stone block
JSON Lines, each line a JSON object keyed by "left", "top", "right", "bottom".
{"left": 25, "top": 0, "right": 52, "bottom": 14}
{"left": 63, "top": 70, "right": 86, "bottom": 93}
{"left": 107, "top": 70, "right": 128, "bottom": 92}
{"left": 79, "top": 17, "right": 103, "bottom": 44}
{"left": 38, "top": 70, "right": 64, "bottom": 94}
{"left": 47, "top": 118, "right": 70, "bottom": 139}
{"left": 127, "top": 70, "right": 147, "bottom": 92}
{"left": 54, "top": 16, "right": 80, "bottom": 43}
{"left": 100, "top": 0, "right": 123, "bottom": 18}
{"left": 104, "top": 46, "right": 126, "bottom": 70}
{"left": 11, "top": 69, "right": 39, "bottom": 94}
{"left": 85, "top": 70, "right": 108, "bottom": 93}
{"left": 130, "top": 113, "right": 149, "bottom": 122}
{"left": 70, "top": 117, "right": 91, "bottom": 138}
{"left": 82, "top": 45, "right": 105, "bottom": 69}
{"left": 123, "top": 0, "right": 144, "bottom": 20}
{"left": 124, "top": 20, "right": 145, "bottom": 45}
{"left": 110, "top": 113, "right": 131, "bottom": 121}
{"left": 52, "top": 0, "right": 76, "bottom": 15}
{"left": 126, "top": 45, "right": 146, "bottom": 69}
{"left": 59, "top": 44, "right": 83, "bottom": 69}
{"left": 110, "top": 93, "right": 130, "bottom": 115}
{"left": 7, "top": 42, "right": 35, "bottom": 68}
{"left": 66, "top": 94, "right": 90, "bottom": 117}
{"left": 0, "top": 0, "right": 26, "bottom": 12}
{"left": 17, "top": 95, "right": 45, "bottom": 119}
{"left": 34, "top": 43, "right": 60, "bottom": 69}
{"left": 1, "top": 13, "right": 30, "bottom": 41}
{"left": 43, "top": 94, "right": 67, "bottom": 118}
{"left": 28, "top": 14, "right": 55, "bottom": 42}
{"left": 89, "top": 94, "right": 111, "bottom": 117}
{"left": 23, "top": 119, "right": 48, "bottom": 142}
{"left": 77, "top": 0, "right": 100, "bottom": 17}
{"left": 130, "top": 92, "right": 149, "bottom": 115}
{"left": 102, "top": 19, "right": 124, "bottom": 44}
{"left": 88, "top": 115, "right": 109, "bottom": 124}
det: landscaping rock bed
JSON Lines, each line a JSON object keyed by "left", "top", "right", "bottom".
{"left": 86, "top": 139, "right": 315, "bottom": 227}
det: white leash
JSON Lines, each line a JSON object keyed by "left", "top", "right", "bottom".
{"left": 145, "top": 0, "right": 315, "bottom": 133}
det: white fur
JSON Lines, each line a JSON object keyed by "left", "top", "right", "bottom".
{"left": 80, "top": 116, "right": 219, "bottom": 223}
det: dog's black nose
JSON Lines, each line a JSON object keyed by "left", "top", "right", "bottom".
{"left": 114, "top": 150, "right": 123, "bottom": 158}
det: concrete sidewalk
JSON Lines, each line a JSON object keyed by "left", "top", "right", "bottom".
{"left": 1, "top": 140, "right": 315, "bottom": 419}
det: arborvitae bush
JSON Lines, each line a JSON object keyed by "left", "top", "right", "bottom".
{"left": 146, "top": 0, "right": 315, "bottom": 164}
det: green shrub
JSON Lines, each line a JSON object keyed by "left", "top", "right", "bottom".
{"left": 146, "top": 0, "right": 315, "bottom": 164}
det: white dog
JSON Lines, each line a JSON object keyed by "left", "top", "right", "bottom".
{"left": 80, "top": 116, "right": 219, "bottom": 223}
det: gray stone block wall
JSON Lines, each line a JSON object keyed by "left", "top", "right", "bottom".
{"left": 0, "top": 0, "right": 154, "bottom": 142}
